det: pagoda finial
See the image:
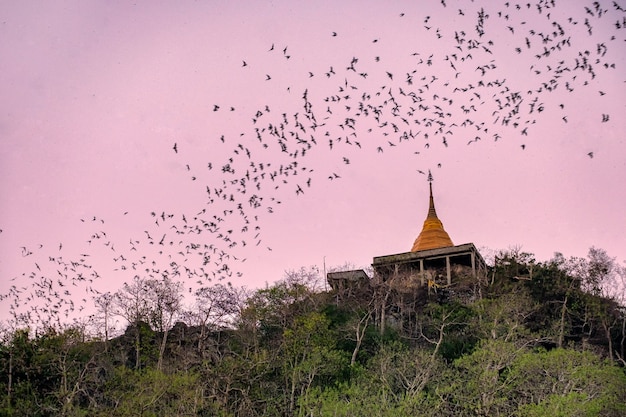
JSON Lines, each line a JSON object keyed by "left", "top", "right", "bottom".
{"left": 427, "top": 170, "right": 433, "bottom": 200}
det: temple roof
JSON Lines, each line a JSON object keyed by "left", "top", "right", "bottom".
{"left": 411, "top": 181, "right": 453, "bottom": 252}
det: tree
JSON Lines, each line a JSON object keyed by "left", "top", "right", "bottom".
{"left": 418, "top": 302, "right": 475, "bottom": 361}
{"left": 0, "top": 326, "right": 103, "bottom": 417}
{"left": 473, "top": 290, "right": 535, "bottom": 343}
{"left": 585, "top": 247, "right": 620, "bottom": 297}
{"left": 144, "top": 276, "right": 183, "bottom": 371}
{"left": 444, "top": 340, "right": 519, "bottom": 416}
{"left": 0, "top": 327, "right": 35, "bottom": 415}
{"left": 369, "top": 341, "right": 443, "bottom": 401}
{"left": 526, "top": 254, "right": 582, "bottom": 349}
{"left": 188, "top": 282, "right": 242, "bottom": 351}
{"left": 240, "top": 267, "right": 324, "bottom": 346}
{"left": 549, "top": 249, "right": 625, "bottom": 358}
{"left": 114, "top": 276, "right": 151, "bottom": 369}
{"left": 283, "top": 311, "right": 346, "bottom": 415}
{"left": 348, "top": 307, "right": 373, "bottom": 367}
{"left": 93, "top": 292, "right": 115, "bottom": 349}
{"left": 45, "top": 327, "right": 98, "bottom": 417}
{"left": 510, "top": 348, "right": 626, "bottom": 416}
{"left": 102, "top": 367, "right": 205, "bottom": 416}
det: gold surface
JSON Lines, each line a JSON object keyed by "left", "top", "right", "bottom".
{"left": 411, "top": 184, "right": 453, "bottom": 252}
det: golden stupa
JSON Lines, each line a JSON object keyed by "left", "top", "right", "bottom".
{"left": 411, "top": 180, "right": 453, "bottom": 252}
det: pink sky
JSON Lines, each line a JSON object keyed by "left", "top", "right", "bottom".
{"left": 1, "top": 0, "right": 625, "bottom": 324}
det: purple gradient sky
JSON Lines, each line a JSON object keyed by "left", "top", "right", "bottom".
{"left": 1, "top": 1, "right": 625, "bottom": 323}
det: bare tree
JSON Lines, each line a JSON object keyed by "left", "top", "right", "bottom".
{"left": 189, "top": 283, "right": 242, "bottom": 351}
{"left": 145, "top": 276, "right": 183, "bottom": 371}
{"left": 93, "top": 292, "right": 115, "bottom": 349}
{"left": 349, "top": 307, "right": 372, "bottom": 366}
{"left": 114, "top": 275, "right": 151, "bottom": 368}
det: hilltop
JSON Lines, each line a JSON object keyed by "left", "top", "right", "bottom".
{"left": 1, "top": 247, "right": 625, "bottom": 416}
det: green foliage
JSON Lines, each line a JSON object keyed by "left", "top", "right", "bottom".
{"left": 298, "top": 383, "right": 396, "bottom": 417}
{"left": 283, "top": 311, "right": 350, "bottom": 414}
{"left": 516, "top": 392, "right": 610, "bottom": 417}
{"left": 423, "top": 340, "right": 518, "bottom": 415}
{"left": 509, "top": 348, "right": 626, "bottom": 416}
{"left": 1, "top": 250, "right": 625, "bottom": 416}
{"left": 0, "top": 327, "right": 104, "bottom": 417}
{"left": 428, "top": 302, "right": 477, "bottom": 360}
{"left": 101, "top": 367, "right": 206, "bottom": 417}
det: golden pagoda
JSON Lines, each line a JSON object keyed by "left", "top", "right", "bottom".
{"left": 330, "top": 171, "right": 486, "bottom": 296}
{"left": 411, "top": 179, "right": 453, "bottom": 252}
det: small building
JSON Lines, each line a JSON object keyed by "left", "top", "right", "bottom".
{"left": 326, "top": 269, "right": 370, "bottom": 293}
{"left": 326, "top": 269, "right": 372, "bottom": 302}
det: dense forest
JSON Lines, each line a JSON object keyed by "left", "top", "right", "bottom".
{"left": 1, "top": 247, "right": 625, "bottom": 416}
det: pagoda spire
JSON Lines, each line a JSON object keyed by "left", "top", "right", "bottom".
{"left": 411, "top": 172, "right": 453, "bottom": 252}
{"left": 427, "top": 171, "right": 438, "bottom": 219}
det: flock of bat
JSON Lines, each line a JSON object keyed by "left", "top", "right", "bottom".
{"left": 2, "top": 0, "right": 624, "bottom": 329}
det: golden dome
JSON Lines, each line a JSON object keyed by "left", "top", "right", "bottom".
{"left": 411, "top": 182, "right": 453, "bottom": 252}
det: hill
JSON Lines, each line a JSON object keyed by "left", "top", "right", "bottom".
{"left": 1, "top": 248, "right": 625, "bottom": 416}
